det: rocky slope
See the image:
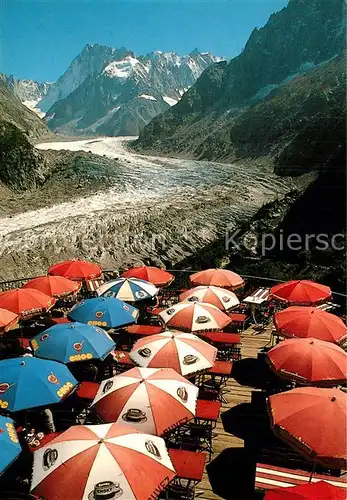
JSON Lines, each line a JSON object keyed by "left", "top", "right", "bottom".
{"left": 39, "top": 44, "right": 132, "bottom": 112}
{"left": 134, "top": 0, "right": 346, "bottom": 169}
{"left": 0, "top": 77, "right": 49, "bottom": 140}
{"left": 44, "top": 47, "right": 221, "bottom": 136}
{"left": 1, "top": 74, "right": 51, "bottom": 118}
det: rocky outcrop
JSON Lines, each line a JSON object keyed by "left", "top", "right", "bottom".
{"left": 134, "top": 0, "right": 346, "bottom": 170}
{"left": 44, "top": 49, "right": 221, "bottom": 136}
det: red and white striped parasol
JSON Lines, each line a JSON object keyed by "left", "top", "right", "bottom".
{"left": 91, "top": 367, "right": 198, "bottom": 436}
{"left": 30, "top": 423, "right": 176, "bottom": 500}
{"left": 159, "top": 302, "right": 231, "bottom": 332}
{"left": 130, "top": 330, "right": 217, "bottom": 376}
{"left": 179, "top": 285, "right": 239, "bottom": 311}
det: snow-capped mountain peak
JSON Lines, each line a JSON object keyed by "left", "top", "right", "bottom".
{"left": 42, "top": 44, "right": 223, "bottom": 136}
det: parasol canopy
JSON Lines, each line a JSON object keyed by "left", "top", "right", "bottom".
{"left": 180, "top": 285, "right": 239, "bottom": 311}
{"left": 30, "top": 423, "right": 176, "bottom": 500}
{"left": 189, "top": 268, "right": 244, "bottom": 290}
{"left": 130, "top": 330, "right": 217, "bottom": 376}
{"left": 122, "top": 266, "right": 174, "bottom": 287}
{"left": 159, "top": 301, "right": 231, "bottom": 332}
{"left": 48, "top": 260, "right": 102, "bottom": 281}
{"left": 0, "top": 308, "right": 19, "bottom": 334}
{"left": 0, "top": 357, "right": 77, "bottom": 412}
{"left": 31, "top": 322, "right": 116, "bottom": 364}
{"left": 264, "top": 481, "right": 346, "bottom": 500}
{"left": 266, "top": 337, "right": 347, "bottom": 387}
{"left": 68, "top": 297, "right": 139, "bottom": 329}
{"left": 91, "top": 367, "right": 198, "bottom": 436}
{"left": 274, "top": 306, "right": 347, "bottom": 345}
{"left": 0, "top": 415, "right": 21, "bottom": 474}
{"left": 0, "top": 288, "right": 55, "bottom": 319}
{"left": 96, "top": 277, "right": 158, "bottom": 303}
{"left": 270, "top": 280, "right": 331, "bottom": 306}
{"left": 268, "top": 387, "right": 347, "bottom": 469}
{"left": 23, "top": 275, "right": 81, "bottom": 298}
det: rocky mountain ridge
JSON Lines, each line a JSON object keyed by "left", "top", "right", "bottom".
{"left": 134, "top": 0, "right": 346, "bottom": 172}
{"left": 42, "top": 45, "right": 221, "bottom": 136}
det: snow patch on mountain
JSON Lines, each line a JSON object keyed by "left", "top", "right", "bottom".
{"left": 139, "top": 94, "right": 157, "bottom": 101}
{"left": 22, "top": 100, "right": 46, "bottom": 118}
{"left": 162, "top": 96, "right": 178, "bottom": 106}
{"left": 104, "top": 56, "right": 140, "bottom": 79}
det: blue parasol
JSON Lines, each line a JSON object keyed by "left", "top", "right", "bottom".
{"left": 31, "top": 322, "right": 116, "bottom": 364}
{"left": 68, "top": 296, "right": 139, "bottom": 328}
{"left": 0, "top": 357, "right": 77, "bottom": 412}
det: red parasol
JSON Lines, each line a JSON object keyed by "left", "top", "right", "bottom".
{"left": 270, "top": 280, "right": 331, "bottom": 306}
{"left": 0, "top": 308, "right": 19, "bottom": 333}
{"left": 48, "top": 260, "right": 102, "bottom": 281}
{"left": 266, "top": 337, "right": 347, "bottom": 386}
{"left": 23, "top": 275, "right": 81, "bottom": 298}
{"left": 268, "top": 387, "right": 347, "bottom": 469}
{"left": 122, "top": 266, "right": 174, "bottom": 287}
{"left": 0, "top": 288, "right": 55, "bottom": 319}
{"left": 274, "top": 306, "right": 347, "bottom": 345}
{"left": 264, "top": 481, "right": 346, "bottom": 500}
{"left": 189, "top": 268, "right": 244, "bottom": 290}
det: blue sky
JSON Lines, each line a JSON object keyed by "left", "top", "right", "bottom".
{"left": 1, "top": 0, "right": 288, "bottom": 82}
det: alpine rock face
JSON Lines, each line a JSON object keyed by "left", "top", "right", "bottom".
{"left": 44, "top": 47, "right": 222, "bottom": 136}
{"left": 1, "top": 74, "right": 51, "bottom": 118}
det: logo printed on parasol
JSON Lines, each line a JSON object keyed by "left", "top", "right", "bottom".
{"left": 0, "top": 383, "right": 15, "bottom": 394}
{"left": 166, "top": 308, "right": 175, "bottom": 315}
{"left": 42, "top": 448, "right": 58, "bottom": 470}
{"left": 222, "top": 296, "right": 231, "bottom": 302}
{"left": 177, "top": 387, "right": 188, "bottom": 402}
{"left": 73, "top": 341, "right": 84, "bottom": 351}
{"left": 145, "top": 440, "right": 162, "bottom": 460}
{"left": 195, "top": 316, "right": 210, "bottom": 324}
{"left": 187, "top": 296, "right": 199, "bottom": 302}
{"left": 40, "top": 333, "right": 50, "bottom": 341}
{"left": 95, "top": 311, "right": 104, "bottom": 318}
{"left": 88, "top": 481, "right": 123, "bottom": 499}
{"left": 102, "top": 380, "right": 114, "bottom": 393}
{"left": 138, "top": 348, "right": 151, "bottom": 357}
{"left": 122, "top": 408, "right": 147, "bottom": 423}
{"left": 135, "top": 291, "right": 147, "bottom": 299}
{"left": 47, "top": 373, "right": 59, "bottom": 385}
{"left": 183, "top": 354, "right": 199, "bottom": 365}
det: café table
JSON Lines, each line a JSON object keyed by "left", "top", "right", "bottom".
{"left": 200, "top": 332, "right": 241, "bottom": 362}
{"left": 168, "top": 448, "right": 206, "bottom": 484}
{"left": 126, "top": 324, "right": 163, "bottom": 336}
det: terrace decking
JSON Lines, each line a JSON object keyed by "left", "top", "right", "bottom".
{"left": 198, "top": 325, "right": 272, "bottom": 499}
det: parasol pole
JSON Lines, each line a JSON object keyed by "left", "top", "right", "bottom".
{"left": 309, "top": 461, "right": 316, "bottom": 483}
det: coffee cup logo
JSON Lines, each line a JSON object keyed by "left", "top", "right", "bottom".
{"left": 123, "top": 304, "right": 130, "bottom": 311}
{"left": 96, "top": 311, "right": 104, "bottom": 318}
{"left": 73, "top": 341, "right": 84, "bottom": 351}
{"left": 195, "top": 315, "right": 210, "bottom": 324}
{"left": 177, "top": 387, "right": 188, "bottom": 402}
{"left": 88, "top": 481, "right": 123, "bottom": 500}
{"left": 145, "top": 440, "right": 161, "bottom": 460}
{"left": 135, "top": 291, "right": 147, "bottom": 299}
{"left": 42, "top": 448, "right": 58, "bottom": 470}
{"left": 222, "top": 296, "right": 231, "bottom": 302}
{"left": 122, "top": 408, "right": 147, "bottom": 423}
{"left": 40, "top": 333, "right": 50, "bottom": 341}
{"left": 166, "top": 308, "right": 175, "bottom": 315}
{"left": 188, "top": 296, "right": 199, "bottom": 302}
{"left": 47, "top": 373, "right": 59, "bottom": 384}
{"left": 138, "top": 348, "right": 151, "bottom": 357}
{"left": 0, "top": 383, "right": 13, "bottom": 394}
{"left": 103, "top": 380, "right": 113, "bottom": 393}
{"left": 183, "top": 354, "right": 198, "bottom": 365}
